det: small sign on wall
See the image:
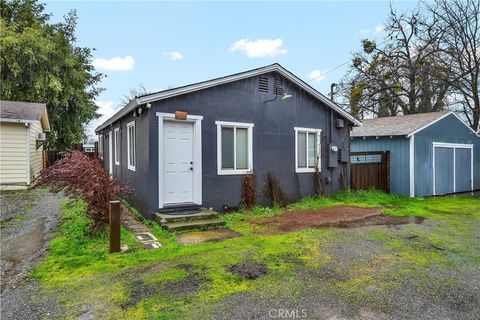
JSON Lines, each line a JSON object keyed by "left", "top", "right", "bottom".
{"left": 175, "top": 111, "right": 188, "bottom": 120}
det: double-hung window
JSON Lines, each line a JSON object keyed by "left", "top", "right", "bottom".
{"left": 216, "top": 121, "right": 253, "bottom": 175}
{"left": 127, "top": 121, "right": 136, "bottom": 171}
{"left": 114, "top": 128, "right": 120, "bottom": 166}
{"left": 295, "top": 127, "right": 321, "bottom": 173}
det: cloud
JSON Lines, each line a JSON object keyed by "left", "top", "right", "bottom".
{"left": 92, "top": 56, "right": 135, "bottom": 71}
{"left": 85, "top": 100, "right": 117, "bottom": 139}
{"left": 162, "top": 51, "right": 183, "bottom": 61}
{"left": 307, "top": 69, "right": 331, "bottom": 83}
{"left": 229, "top": 38, "right": 288, "bottom": 58}
{"left": 359, "top": 24, "right": 385, "bottom": 36}
{"left": 373, "top": 24, "right": 385, "bottom": 34}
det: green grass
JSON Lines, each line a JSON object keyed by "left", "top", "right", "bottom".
{"left": 32, "top": 190, "right": 480, "bottom": 319}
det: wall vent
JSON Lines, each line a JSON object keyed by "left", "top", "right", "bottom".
{"left": 258, "top": 76, "right": 269, "bottom": 93}
{"left": 274, "top": 78, "right": 283, "bottom": 95}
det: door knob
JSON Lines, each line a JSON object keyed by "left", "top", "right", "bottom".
{"left": 190, "top": 167, "right": 193, "bottom": 171}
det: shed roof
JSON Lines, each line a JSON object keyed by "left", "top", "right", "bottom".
{"left": 95, "top": 63, "right": 362, "bottom": 132}
{"left": 351, "top": 111, "right": 452, "bottom": 137}
{"left": 0, "top": 100, "right": 51, "bottom": 131}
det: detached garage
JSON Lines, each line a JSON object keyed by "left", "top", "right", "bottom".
{"left": 351, "top": 111, "right": 480, "bottom": 197}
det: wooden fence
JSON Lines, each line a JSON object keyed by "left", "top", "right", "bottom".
{"left": 350, "top": 151, "right": 390, "bottom": 193}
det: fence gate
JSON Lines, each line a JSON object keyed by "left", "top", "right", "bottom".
{"left": 350, "top": 151, "right": 390, "bottom": 193}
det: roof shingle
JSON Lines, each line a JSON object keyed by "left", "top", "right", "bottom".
{"left": 0, "top": 100, "right": 47, "bottom": 121}
{"left": 351, "top": 111, "right": 451, "bottom": 137}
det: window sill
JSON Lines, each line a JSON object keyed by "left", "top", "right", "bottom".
{"left": 295, "top": 168, "right": 319, "bottom": 173}
{"left": 218, "top": 169, "right": 252, "bottom": 175}
{"left": 128, "top": 165, "right": 136, "bottom": 172}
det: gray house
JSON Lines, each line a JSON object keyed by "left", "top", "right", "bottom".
{"left": 351, "top": 111, "right": 480, "bottom": 197}
{"left": 96, "top": 64, "right": 361, "bottom": 218}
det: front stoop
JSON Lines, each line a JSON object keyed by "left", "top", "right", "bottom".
{"left": 154, "top": 208, "right": 226, "bottom": 232}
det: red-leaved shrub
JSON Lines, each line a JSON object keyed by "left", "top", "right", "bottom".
{"left": 38, "top": 150, "right": 132, "bottom": 228}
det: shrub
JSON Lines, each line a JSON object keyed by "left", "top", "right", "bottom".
{"left": 38, "top": 150, "right": 132, "bottom": 229}
{"left": 240, "top": 173, "right": 256, "bottom": 210}
{"left": 264, "top": 171, "right": 287, "bottom": 207}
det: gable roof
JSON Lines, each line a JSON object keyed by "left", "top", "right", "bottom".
{"left": 351, "top": 111, "right": 454, "bottom": 137}
{"left": 0, "top": 100, "right": 51, "bottom": 131}
{"left": 95, "top": 63, "right": 362, "bottom": 132}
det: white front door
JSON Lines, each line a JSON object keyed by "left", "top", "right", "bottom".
{"left": 108, "top": 130, "right": 113, "bottom": 175}
{"left": 163, "top": 121, "right": 194, "bottom": 204}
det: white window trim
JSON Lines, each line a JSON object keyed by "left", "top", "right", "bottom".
{"left": 156, "top": 112, "right": 203, "bottom": 209}
{"left": 215, "top": 121, "right": 254, "bottom": 175}
{"left": 294, "top": 127, "right": 322, "bottom": 173}
{"left": 127, "top": 121, "right": 136, "bottom": 172}
{"left": 108, "top": 130, "right": 113, "bottom": 175}
{"left": 114, "top": 127, "right": 120, "bottom": 166}
{"left": 432, "top": 142, "right": 473, "bottom": 195}
{"left": 98, "top": 135, "right": 103, "bottom": 160}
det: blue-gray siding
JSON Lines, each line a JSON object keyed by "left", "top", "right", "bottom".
{"left": 414, "top": 113, "right": 480, "bottom": 196}
{"left": 351, "top": 113, "right": 480, "bottom": 197}
{"left": 99, "top": 71, "right": 351, "bottom": 218}
{"left": 351, "top": 137, "right": 410, "bottom": 195}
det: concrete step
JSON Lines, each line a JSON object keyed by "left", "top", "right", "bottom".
{"left": 163, "top": 218, "right": 226, "bottom": 232}
{"left": 154, "top": 209, "right": 219, "bottom": 224}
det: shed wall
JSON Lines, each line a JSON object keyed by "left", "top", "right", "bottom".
{"left": 414, "top": 113, "right": 480, "bottom": 196}
{"left": 351, "top": 136, "right": 410, "bottom": 195}
{"left": 29, "top": 122, "right": 44, "bottom": 182}
{"left": 0, "top": 122, "right": 28, "bottom": 188}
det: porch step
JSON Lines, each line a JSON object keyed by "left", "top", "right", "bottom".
{"left": 154, "top": 208, "right": 226, "bottom": 232}
{"left": 162, "top": 218, "right": 226, "bottom": 232}
{"left": 154, "top": 209, "right": 219, "bottom": 224}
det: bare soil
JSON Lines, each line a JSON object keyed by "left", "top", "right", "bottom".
{"left": 227, "top": 261, "right": 268, "bottom": 280}
{"left": 253, "top": 206, "right": 423, "bottom": 233}
{"left": 176, "top": 228, "right": 241, "bottom": 245}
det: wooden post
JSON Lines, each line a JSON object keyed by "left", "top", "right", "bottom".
{"left": 109, "top": 201, "right": 121, "bottom": 253}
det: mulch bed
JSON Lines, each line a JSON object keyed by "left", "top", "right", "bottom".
{"left": 253, "top": 205, "right": 423, "bottom": 233}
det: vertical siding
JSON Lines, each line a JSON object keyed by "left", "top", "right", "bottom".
{"left": 0, "top": 122, "right": 28, "bottom": 187}
{"left": 29, "top": 122, "right": 44, "bottom": 182}
{"left": 351, "top": 136, "right": 410, "bottom": 195}
{"left": 414, "top": 113, "right": 480, "bottom": 196}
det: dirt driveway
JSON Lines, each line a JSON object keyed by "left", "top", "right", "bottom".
{"left": 0, "top": 189, "right": 63, "bottom": 319}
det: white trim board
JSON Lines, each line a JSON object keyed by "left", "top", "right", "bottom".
{"left": 156, "top": 112, "right": 202, "bottom": 209}
{"left": 114, "top": 127, "right": 120, "bottom": 166}
{"left": 294, "top": 127, "right": 322, "bottom": 173}
{"left": 432, "top": 142, "right": 474, "bottom": 195}
{"left": 409, "top": 135, "right": 415, "bottom": 197}
{"left": 96, "top": 64, "right": 362, "bottom": 132}
{"left": 108, "top": 130, "right": 113, "bottom": 176}
{"left": 215, "top": 120, "right": 254, "bottom": 175}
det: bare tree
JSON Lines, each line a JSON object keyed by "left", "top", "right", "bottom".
{"left": 340, "top": 7, "right": 450, "bottom": 118}
{"left": 425, "top": 0, "right": 480, "bottom": 131}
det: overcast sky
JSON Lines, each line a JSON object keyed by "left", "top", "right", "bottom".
{"left": 44, "top": 1, "right": 419, "bottom": 138}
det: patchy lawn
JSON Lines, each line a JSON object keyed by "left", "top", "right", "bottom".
{"left": 31, "top": 191, "right": 480, "bottom": 319}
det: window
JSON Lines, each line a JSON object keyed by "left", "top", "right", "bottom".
{"left": 216, "top": 121, "right": 253, "bottom": 175}
{"left": 114, "top": 128, "right": 120, "bottom": 165}
{"left": 295, "top": 127, "right": 321, "bottom": 173}
{"left": 98, "top": 135, "right": 103, "bottom": 159}
{"left": 127, "top": 121, "right": 136, "bottom": 171}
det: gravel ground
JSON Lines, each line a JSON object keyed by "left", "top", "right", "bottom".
{"left": 207, "top": 224, "right": 480, "bottom": 320}
{"left": 0, "top": 190, "right": 63, "bottom": 320}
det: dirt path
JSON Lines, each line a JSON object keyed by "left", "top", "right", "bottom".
{"left": 0, "top": 190, "right": 63, "bottom": 319}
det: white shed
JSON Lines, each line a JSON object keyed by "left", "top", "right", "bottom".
{"left": 0, "top": 100, "right": 51, "bottom": 190}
